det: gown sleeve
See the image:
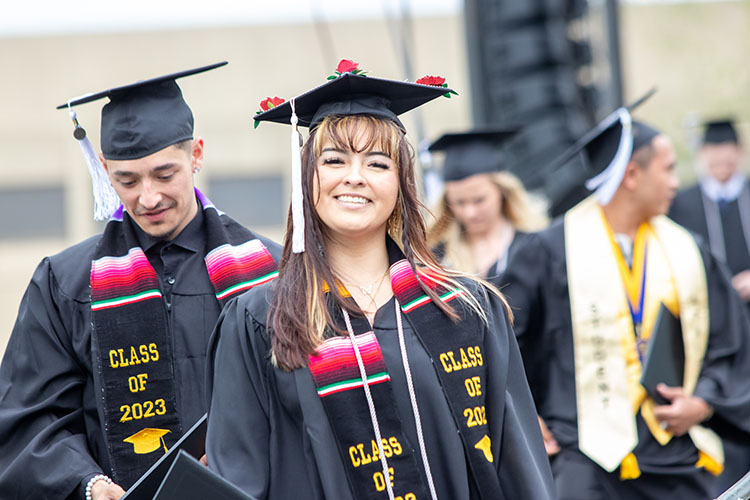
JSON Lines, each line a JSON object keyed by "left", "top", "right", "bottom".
{"left": 205, "top": 294, "right": 272, "bottom": 499}
{"left": 0, "top": 259, "right": 102, "bottom": 500}
{"left": 693, "top": 247, "right": 750, "bottom": 438}
{"left": 493, "top": 232, "right": 552, "bottom": 402}
{"left": 484, "top": 291, "right": 556, "bottom": 499}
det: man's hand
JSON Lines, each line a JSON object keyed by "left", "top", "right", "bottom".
{"left": 200, "top": 454, "right": 208, "bottom": 467}
{"left": 91, "top": 479, "right": 126, "bottom": 500}
{"left": 653, "top": 384, "right": 713, "bottom": 436}
{"left": 732, "top": 270, "right": 750, "bottom": 301}
{"left": 537, "top": 415, "right": 561, "bottom": 456}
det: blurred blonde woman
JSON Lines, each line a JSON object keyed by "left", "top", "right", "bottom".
{"left": 428, "top": 131, "right": 549, "bottom": 278}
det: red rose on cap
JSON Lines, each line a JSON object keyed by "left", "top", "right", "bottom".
{"left": 255, "top": 96, "right": 286, "bottom": 128}
{"left": 416, "top": 75, "right": 458, "bottom": 98}
{"left": 416, "top": 75, "right": 446, "bottom": 86}
{"left": 260, "top": 96, "right": 285, "bottom": 111}
{"left": 329, "top": 58, "right": 367, "bottom": 80}
{"left": 336, "top": 59, "right": 359, "bottom": 74}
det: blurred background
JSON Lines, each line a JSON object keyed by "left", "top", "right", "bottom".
{"left": 1, "top": 0, "right": 748, "bottom": 356}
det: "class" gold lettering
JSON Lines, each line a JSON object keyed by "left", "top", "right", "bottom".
{"left": 109, "top": 343, "right": 159, "bottom": 368}
{"left": 439, "top": 346, "right": 482, "bottom": 373}
{"left": 349, "top": 437, "right": 403, "bottom": 467}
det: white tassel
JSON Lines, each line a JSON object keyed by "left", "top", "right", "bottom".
{"left": 290, "top": 99, "right": 305, "bottom": 253}
{"left": 585, "top": 108, "right": 634, "bottom": 206}
{"left": 68, "top": 107, "right": 120, "bottom": 221}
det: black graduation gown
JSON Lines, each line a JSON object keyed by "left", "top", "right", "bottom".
{"left": 497, "top": 221, "right": 750, "bottom": 499}
{"left": 669, "top": 184, "right": 750, "bottom": 277}
{"left": 0, "top": 211, "right": 281, "bottom": 500}
{"left": 205, "top": 282, "right": 555, "bottom": 500}
{"left": 670, "top": 184, "right": 750, "bottom": 493}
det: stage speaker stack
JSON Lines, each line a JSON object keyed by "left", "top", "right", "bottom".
{"left": 465, "top": 0, "right": 606, "bottom": 216}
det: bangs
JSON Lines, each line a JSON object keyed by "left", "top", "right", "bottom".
{"left": 313, "top": 115, "right": 403, "bottom": 163}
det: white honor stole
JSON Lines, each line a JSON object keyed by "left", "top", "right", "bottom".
{"left": 564, "top": 196, "right": 723, "bottom": 476}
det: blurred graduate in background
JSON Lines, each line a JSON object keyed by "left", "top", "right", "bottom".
{"left": 669, "top": 118, "right": 750, "bottom": 494}
{"left": 427, "top": 130, "right": 548, "bottom": 280}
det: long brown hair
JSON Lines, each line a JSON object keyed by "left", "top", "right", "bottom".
{"left": 270, "top": 115, "right": 496, "bottom": 371}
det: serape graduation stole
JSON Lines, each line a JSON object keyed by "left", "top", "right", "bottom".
{"left": 306, "top": 239, "right": 503, "bottom": 499}
{"left": 564, "top": 196, "right": 722, "bottom": 478}
{"left": 308, "top": 327, "right": 429, "bottom": 500}
{"left": 90, "top": 188, "right": 277, "bottom": 488}
{"left": 390, "top": 258, "right": 503, "bottom": 498}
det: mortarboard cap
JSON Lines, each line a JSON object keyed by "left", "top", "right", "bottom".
{"left": 58, "top": 61, "right": 227, "bottom": 160}
{"left": 252, "top": 59, "right": 455, "bottom": 254}
{"left": 58, "top": 62, "right": 228, "bottom": 221}
{"left": 428, "top": 129, "right": 518, "bottom": 182}
{"left": 123, "top": 428, "right": 171, "bottom": 455}
{"left": 254, "top": 72, "right": 451, "bottom": 131}
{"left": 546, "top": 88, "right": 659, "bottom": 205}
{"left": 703, "top": 119, "right": 740, "bottom": 145}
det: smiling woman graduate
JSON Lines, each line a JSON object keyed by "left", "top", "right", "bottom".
{"left": 205, "top": 60, "right": 554, "bottom": 500}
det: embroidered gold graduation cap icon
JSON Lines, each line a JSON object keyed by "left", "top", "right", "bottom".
{"left": 123, "top": 428, "right": 171, "bottom": 454}
{"left": 474, "top": 434, "right": 493, "bottom": 462}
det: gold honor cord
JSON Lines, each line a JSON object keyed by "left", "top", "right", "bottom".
{"left": 565, "top": 198, "right": 721, "bottom": 476}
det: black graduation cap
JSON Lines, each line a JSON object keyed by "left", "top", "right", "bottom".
{"left": 703, "top": 119, "right": 740, "bottom": 145}
{"left": 545, "top": 88, "right": 659, "bottom": 205}
{"left": 253, "top": 64, "right": 455, "bottom": 254}
{"left": 58, "top": 61, "right": 227, "bottom": 160}
{"left": 253, "top": 72, "right": 452, "bottom": 130}
{"left": 428, "top": 129, "right": 518, "bottom": 182}
{"left": 57, "top": 62, "right": 227, "bottom": 221}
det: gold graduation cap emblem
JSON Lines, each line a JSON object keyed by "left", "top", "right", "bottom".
{"left": 474, "top": 435, "right": 493, "bottom": 463}
{"left": 123, "top": 428, "right": 171, "bottom": 454}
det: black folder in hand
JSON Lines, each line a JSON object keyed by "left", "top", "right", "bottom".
{"left": 153, "top": 450, "right": 252, "bottom": 500}
{"left": 640, "top": 303, "right": 685, "bottom": 405}
{"left": 121, "top": 413, "right": 207, "bottom": 500}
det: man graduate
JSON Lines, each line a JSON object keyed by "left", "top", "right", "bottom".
{"left": 669, "top": 120, "right": 749, "bottom": 301}
{"left": 669, "top": 119, "right": 750, "bottom": 492}
{"left": 0, "top": 63, "right": 280, "bottom": 500}
{"left": 499, "top": 108, "right": 750, "bottom": 499}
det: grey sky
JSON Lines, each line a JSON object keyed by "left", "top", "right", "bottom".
{"left": 1, "top": 0, "right": 461, "bottom": 38}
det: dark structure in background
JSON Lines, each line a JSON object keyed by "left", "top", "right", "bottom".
{"left": 465, "top": 0, "right": 623, "bottom": 216}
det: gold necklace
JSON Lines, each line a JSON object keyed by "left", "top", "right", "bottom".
{"left": 340, "top": 267, "right": 390, "bottom": 315}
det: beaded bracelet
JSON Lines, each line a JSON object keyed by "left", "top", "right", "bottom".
{"left": 85, "top": 474, "right": 112, "bottom": 500}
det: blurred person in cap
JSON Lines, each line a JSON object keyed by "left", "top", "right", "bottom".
{"left": 0, "top": 62, "right": 281, "bottom": 500}
{"left": 205, "top": 59, "right": 554, "bottom": 499}
{"left": 498, "top": 106, "right": 750, "bottom": 499}
{"left": 668, "top": 118, "right": 750, "bottom": 493}
{"left": 670, "top": 120, "right": 749, "bottom": 300}
{"left": 426, "top": 130, "right": 548, "bottom": 280}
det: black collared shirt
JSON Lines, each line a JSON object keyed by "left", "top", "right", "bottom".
{"left": 134, "top": 205, "right": 206, "bottom": 305}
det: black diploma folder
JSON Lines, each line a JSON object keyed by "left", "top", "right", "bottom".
{"left": 153, "top": 450, "right": 252, "bottom": 500}
{"left": 640, "top": 303, "right": 685, "bottom": 405}
{"left": 121, "top": 413, "right": 207, "bottom": 500}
